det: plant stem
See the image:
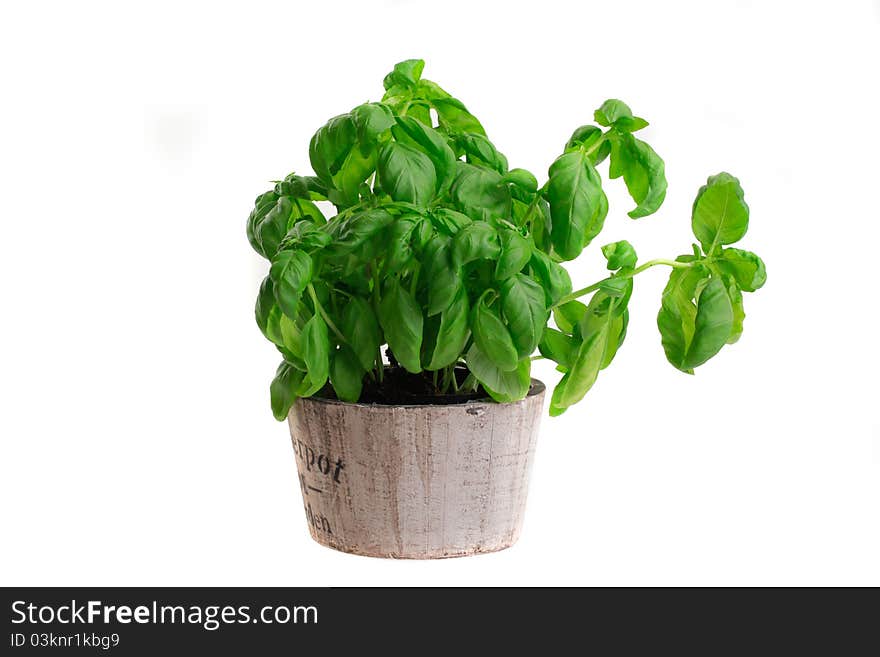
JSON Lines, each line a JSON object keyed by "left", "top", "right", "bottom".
{"left": 307, "top": 284, "right": 346, "bottom": 342}
{"left": 450, "top": 365, "right": 460, "bottom": 392}
{"left": 554, "top": 258, "right": 693, "bottom": 307}
{"left": 410, "top": 262, "right": 421, "bottom": 295}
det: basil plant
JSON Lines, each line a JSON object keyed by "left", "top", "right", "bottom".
{"left": 247, "top": 60, "right": 766, "bottom": 420}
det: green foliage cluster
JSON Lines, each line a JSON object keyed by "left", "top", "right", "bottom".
{"left": 247, "top": 60, "right": 766, "bottom": 420}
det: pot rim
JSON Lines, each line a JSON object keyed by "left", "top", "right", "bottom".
{"left": 296, "top": 378, "right": 546, "bottom": 410}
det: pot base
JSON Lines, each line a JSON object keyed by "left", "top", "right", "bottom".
{"left": 307, "top": 530, "right": 519, "bottom": 559}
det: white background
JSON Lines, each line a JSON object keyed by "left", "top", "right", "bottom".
{"left": 1, "top": 0, "right": 878, "bottom": 586}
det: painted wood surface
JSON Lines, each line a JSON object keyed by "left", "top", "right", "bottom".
{"left": 287, "top": 382, "right": 545, "bottom": 559}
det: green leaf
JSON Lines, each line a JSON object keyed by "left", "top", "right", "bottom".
{"left": 457, "top": 133, "right": 508, "bottom": 173}
{"left": 383, "top": 59, "right": 425, "bottom": 90}
{"left": 686, "top": 276, "right": 734, "bottom": 369}
{"left": 392, "top": 116, "right": 457, "bottom": 194}
{"left": 377, "top": 141, "right": 437, "bottom": 205}
{"left": 601, "top": 240, "right": 638, "bottom": 270}
{"left": 430, "top": 207, "right": 473, "bottom": 236}
{"left": 351, "top": 102, "right": 395, "bottom": 155}
{"left": 379, "top": 279, "right": 424, "bottom": 373}
{"left": 420, "top": 81, "right": 487, "bottom": 136}
{"left": 427, "top": 287, "right": 470, "bottom": 370}
{"left": 252, "top": 196, "right": 297, "bottom": 259}
{"left": 594, "top": 99, "right": 649, "bottom": 132}
{"left": 298, "top": 313, "right": 330, "bottom": 396}
{"left": 330, "top": 146, "right": 375, "bottom": 208}
{"left": 326, "top": 209, "right": 394, "bottom": 262}
{"left": 579, "top": 290, "right": 629, "bottom": 368}
{"left": 269, "top": 249, "right": 314, "bottom": 318}
{"left": 691, "top": 172, "right": 749, "bottom": 254}
{"left": 495, "top": 229, "right": 532, "bottom": 279}
{"left": 450, "top": 162, "right": 511, "bottom": 222}
{"left": 309, "top": 113, "right": 356, "bottom": 185}
{"left": 246, "top": 190, "right": 279, "bottom": 257}
{"left": 501, "top": 168, "right": 539, "bottom": 193}
{"left": 255, "top": 277, "right": 304, "bottom": 363}
{"left": 565, "top": 125, "right": 609, "bottom": 163}
{"left": 342, "top": 297, "right": 382, "bottom": 371}
{"left": 466, "top": 344, "right": 531, "bottom": 403}
{"left": 657, "top": 270, "right": 734, "bottom": 372}
{"left": 472, "top": 297, "right": 518, "bottom": 371}
{"left": 424, "top": 235, "right": 462, "bottom": 316}
{"left": 549, "top": 292, "right": 627, "bottom": 415}
{"left": 553, "top": 300, "right": 587, "bottom": 334}
{"left": 500, "top": 273, "right": 549, "bottom": 358}
{"left": 547, "top": 151, "right": 606, "bottom": 260}
{"left": 539, "top": 328, "right": 577, "bottom": 369}
{"left": 529, "top": 251, "right": 573, "bottom": 306}
{"left": 270, "top": 361, "right": 306, "bottom": 421}
{"left": 725, "top": 278, "right": 745, "bottom": 345}
{"left": 607, "top": 131, "right": 667, "bottom": 219}
{"left": 330, "top": 346, "right": 364, "bottom": 402}
{"left": 452, "top": 221, "right": 501, "bottom": 267}
{"left": 385, "top": 216, "right": 418, "bottom": 271}
{"left": 717, "top": 247, "right": 766, "bottom": 292}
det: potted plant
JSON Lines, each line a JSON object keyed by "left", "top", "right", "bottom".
{"left": 247, "top": 60, "right": 766, "bottom": 558}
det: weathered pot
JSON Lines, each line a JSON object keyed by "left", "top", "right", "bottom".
{"left": 286, "top": 381, "right": 545, "bottom": 559}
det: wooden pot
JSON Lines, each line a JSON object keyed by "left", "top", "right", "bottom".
{"left": 286, "top": 381, "right": 545, "bottom": 559}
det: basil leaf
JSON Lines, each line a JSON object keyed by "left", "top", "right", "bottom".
{"left": 392, "top": 116, "right": 457, "bottom": 194}
{"left": 717, "top": 247, "right": 766, "bottom": 292}
{"left": 328, "top": 209, "right": 394, "bottom": 257}
{"left": 450, "top": 162, "right": 511, "bottom": 222}
{"left": 379, "top": 278, "right": 424, "bottom": 373}
{"left": 377, "top": 141, "right": 437, "bottom": 205}
{"left": 383, "top": 59, "right": 425, "bottom": 90}
{"left": 452, "top": 221, "right": 501, "bottom": 267}
{"left": 269, "top": 249, "right": 314, "bottom": 318}
{"left": 330, "top": 346, "right": 364, "bottom": 403}
{"left": 547, "top": 151, "right": 606, "bottom": 260}
{"left": 385, "top": 216, "right": 418, "bottom": 271}
{"left": 565, "top": 125, "right": 609, "bottom": 163}
{"left": 691, "top": 172, "right": 749, "bottom": 254}
{"left": 607, "top": 131, "right": 667, "bottom": 219}
{"left": 501, "top": 273, "right": 549, "bottom": 357}
{"left": 472, "top": 298, "right": 518, "bottom": 371}
{"left": 309, "top": 113, "right": 356, "bottom": 185}
{"left": 495, "top": 228, "right": 532, "bottom": 280}
{"left": 270, "top": 361, "right": 306, "bottom": 421}
{"left": 549, "top": 291, "right": 628, "bottom": 415}
{"left": 725, "top": 278, "right": 745, "bottom": 345}
{"left": 529, "top": 250, "right": 573, "bottom": 306}
{"left": 420, "top": 80, "right": 487, "bottom": 136}
{"left": 342, "top": 297, "right": 382, "bottom": 371}
{"left": 539, "top": 328, "right": 577, "bottom": 370}
{"left": 466, "top": 344, "right": 531, "bottom": 403}
{"left": 594, "top": 99, "right": 649, "bottom": 133}
{"left": 501, "top": 168, "right": 539, "bottom": 193}
{"left": 351, "top": 102, "right": 395, "bottom": 155}
{"left": 427, "top": 287, "right": 470, "bottom": 370}
{"left": 246, "top": 190, "right": 279, "bottom": 257}
{"left": 424, "top": 235, "right": 461, "bottom": 316}
{"left": 657, "top": 270, "right": 734, "bottom": 372}
{"left": 553, "top": 300, "right": 587, "bottom": 334}
{"left": 457, "top": 133, "right": 508, "bottom": 173}
{"left": 601, "top": 240, "right": 638, "bottom": 270}
{"left": 430, "top": 207, "right": 473, "bottom": 236}
{"left": 330, "top": 146, "right": 375, "bottom": 208}
{"left": 298, "top": 313, "right": 330, "bottom": 396}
